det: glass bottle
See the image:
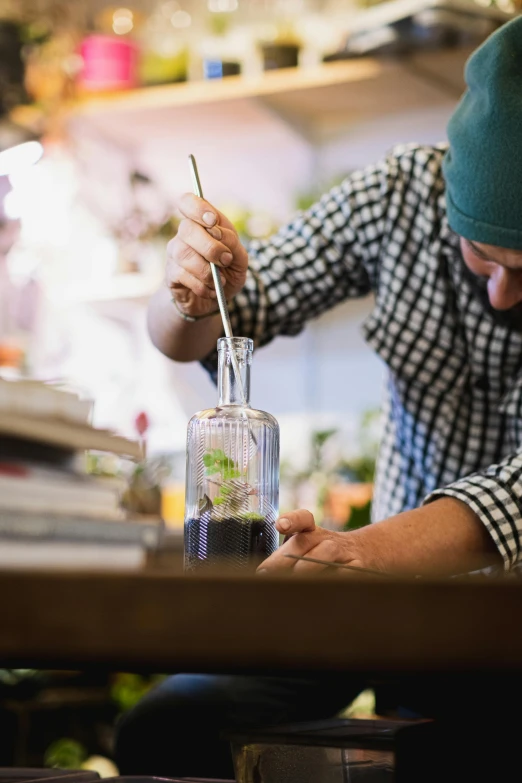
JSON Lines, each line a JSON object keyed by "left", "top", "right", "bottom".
{"left": 184, "top": 336, "right": 279, "bottom": 571}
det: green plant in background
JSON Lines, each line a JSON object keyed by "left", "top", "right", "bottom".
{"left": 40, "top": 674, "right": 165, "bottom": 775}
{"left": 44, "top": 738, "right": 119, "bottom": 777}
{"left": 280, "top": 428, "right": 338, "bottom": 521}
{"left": 311, "top": 429, "right": 337, "bottom": 472}
{"left": 343, "top": 499, "right": 373, "bottom": 531}
{"left": 208, "top": 12, "right": 232, "bottom": 36}
{"left": 44, "top": 738, "right": 87, "bottom": 769}
{"left": 280, "top": 410, "right": 382, "bottom": 529}
{"left": 335, "top": 409, "right": 381, "bottom": 485}
{"left": 110, "top": 673, "right": 166, "bottom": 713}
{"left": 335, "top": 409, "right": 381, "bottom": 531}
{"left": 121, "top": 455, "right": 174, "bottom": 516}
{"left": 140, "top": 49, "right": 188, "bottom": 87}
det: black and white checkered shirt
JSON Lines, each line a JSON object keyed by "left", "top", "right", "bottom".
{"left": 202, "top": 144, "right": 522, "bottom": 571}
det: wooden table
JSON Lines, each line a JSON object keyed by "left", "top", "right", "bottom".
{"left": 1, "top": 567, "right": 522, "bottom": 675}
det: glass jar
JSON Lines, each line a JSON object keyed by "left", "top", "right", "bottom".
{"left": 184, "top": 336, "right": 279, "bottom": 571}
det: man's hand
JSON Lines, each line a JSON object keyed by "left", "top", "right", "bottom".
{"left": 167, "top": 194, "right": 249, "bottom": 318}
{"left": 258, "top": 509, "right": 369, "bottom": 574}
{"left": 259, "top": 499, "right": 504, "bottom": 578}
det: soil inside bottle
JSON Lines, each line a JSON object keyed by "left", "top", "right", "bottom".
{"left": 185, "top": 515, "right": 278, "bottom": 571}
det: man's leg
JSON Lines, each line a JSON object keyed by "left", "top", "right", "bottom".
{"left": 114, "top": 673, "right": 366, "bottom": 778}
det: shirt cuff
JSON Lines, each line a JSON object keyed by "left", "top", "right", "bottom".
{"left": 424, "top": 476, "right": 522, "bottom": 571}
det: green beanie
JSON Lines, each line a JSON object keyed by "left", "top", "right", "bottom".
{"left": 443, "top": 16, "right": 522, "bottom": 251}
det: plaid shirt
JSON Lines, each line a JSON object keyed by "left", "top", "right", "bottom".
{"left": 202, "top": 144, "right": 522, "bottom": 571}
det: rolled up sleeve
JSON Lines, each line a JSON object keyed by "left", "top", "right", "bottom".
{"left": 425, "top": 453, "right": 522, "bottom": 570}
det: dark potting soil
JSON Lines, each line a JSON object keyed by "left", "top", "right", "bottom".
{"left": 184, "top": 515, "right": 278, "bottom": 571}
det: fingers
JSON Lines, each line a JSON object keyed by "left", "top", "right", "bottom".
{"left": 277, "top": 509, "right": 316, "bottom": 536}
{"left": 260, "top": 527, "right": 327, "bottom": 573}
{"left": 176, "top": 192, "right": 219, "bottom": 228}
{"left": 256, "top": 511, "right": 317, "bottom": 572}
{"left": 175, "top": 220, "right": 234, "bottom": 269}
{"left": 207, "top": 224, "right": 245, "bottom": 258}
{"left": 168, "top": 240, "right": 226, "bottom": 300}
{"left": 291, "top": 538, "right": 343, "bottom": 573}
{"left": 176, "top": 193, "right": 241, "bottom": 234}
{"left": 168, "top": 195, "right": 248, "bottom": 311}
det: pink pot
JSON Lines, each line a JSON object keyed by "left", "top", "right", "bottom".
{"left": 78, "top": 34, "right": 140, "bottom": 91}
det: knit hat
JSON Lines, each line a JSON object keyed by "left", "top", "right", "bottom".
{"left": 443, "top": 16, "right": 522, "bottom": 251}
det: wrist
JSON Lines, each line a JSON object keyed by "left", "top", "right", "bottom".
{"left": 340, "top": 526, "right": 389, "bottom": 574}
{"left": 171, "top": 295, "right": 221, "bottom": 322}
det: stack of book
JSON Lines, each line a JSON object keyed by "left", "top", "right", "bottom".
{"left": 0, "top": 378, "right": 165, "bottom": 569}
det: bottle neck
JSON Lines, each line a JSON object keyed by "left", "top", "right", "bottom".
{"left": 217, "top": 337, "right": 252, "bottom": 406}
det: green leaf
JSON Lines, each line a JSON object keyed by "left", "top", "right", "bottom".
{"left": 214, "top": 497, "right": 225, "bottom": 505}
{"left": 223, "top": 468, "right": 241, "bottom": 480}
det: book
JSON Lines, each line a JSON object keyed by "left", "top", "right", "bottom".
{"left": 0, "top": 540, "right": 148, "bottom": 570}
{"left": 0, "top": 461, "right": 125, "bottom": 519}
{"left": 0, "top": 411, "right": 142, "bottom": 459}
{"left": 0, "top": 379, "right": 93, "bottom": 424}
{"left": 0, "top": 379, "right": 141, "bottom": 459}
{"left": 0, "top": 509, "right": 164, "bottom": 548}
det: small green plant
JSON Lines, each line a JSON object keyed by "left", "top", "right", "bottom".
{"left": 203, "top": 449, "right": 240, "bottom": 481}
{"left": 202, "top": 448, "right": 254, "bottom": 518}
{"left": 203, "top": 449, "right": 241, "bottom": 508}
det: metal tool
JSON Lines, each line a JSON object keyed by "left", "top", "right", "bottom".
{"left": 188, "top": 154, "right": 248, "bottom": 407}
{"left": 284, "top": 553, "right": 392, "bottom": 577}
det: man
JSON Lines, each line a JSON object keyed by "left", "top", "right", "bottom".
{"left": 115, "top": 16, "right": 522, "bottom": 777}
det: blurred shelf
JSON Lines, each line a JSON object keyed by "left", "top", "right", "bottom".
{"left": 69, "top": 59, "right": 383, "bottom": 117}
{"left": 64, "top": 48, "right": 474, "bottom": 145}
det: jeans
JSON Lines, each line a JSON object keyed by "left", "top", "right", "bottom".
{"left": 114, "top": 673, "right": 367, "bottom": 778}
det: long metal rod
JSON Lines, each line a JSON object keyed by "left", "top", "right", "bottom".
{"left": 188, "top": 154, "right": 247, "bottom": 407}
{"left": 284, "top": 554, "right": 422, "bottom": 579}
{"left": 284, "top": 554, "right": 392, "bottom": 578}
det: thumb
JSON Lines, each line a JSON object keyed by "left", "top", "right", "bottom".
{"left": 276, "top": 509, "right": 316, "bottom": 536}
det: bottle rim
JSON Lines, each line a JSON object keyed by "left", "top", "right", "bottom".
{"left": 217, "top": 336, "right": 254, "bottom": 352}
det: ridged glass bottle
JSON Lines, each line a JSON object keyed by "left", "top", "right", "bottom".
{"left": 184, "top": 337, "right": 279, "bottom": 571}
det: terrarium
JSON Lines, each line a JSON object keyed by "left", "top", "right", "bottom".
{"left": 184, "top": 337, "right": 279, "bottom": 570}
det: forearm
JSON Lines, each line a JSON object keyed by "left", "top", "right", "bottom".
{"left": 147, "top": 286, "right": 223, "bottom": 362}
{"left": 354, "top": 498, "right": 503, "bottom": 577}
